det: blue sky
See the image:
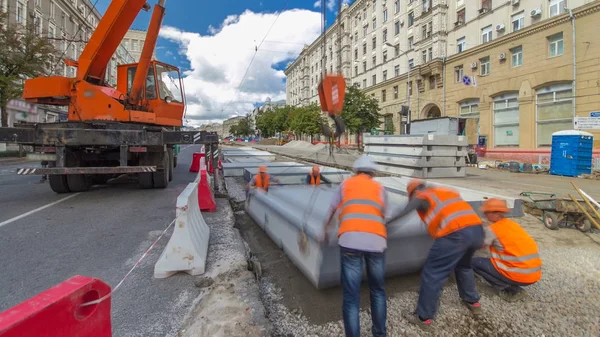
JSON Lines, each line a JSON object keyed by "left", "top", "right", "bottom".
{"left": 94, "top": 0, "right": 352, "bottom": 124}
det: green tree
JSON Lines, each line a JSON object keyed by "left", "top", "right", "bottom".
{"left": 289, "top": 103, "right": 325, "bottom": 140}
{"left": 340, "top": 86, "right": 381, "bottom": 146}
{"left": 229, "top": 114, "right": 254, "bottom": 137}
{"left": 0, "top": 12, "right": 57, "bottom": 127}
{"left": 383, "top": 114, "right": 395, "bottom": 135}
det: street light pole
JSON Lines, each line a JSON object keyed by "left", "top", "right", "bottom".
{"left": 384, "top": 42, "right": 410, "bottom": 134}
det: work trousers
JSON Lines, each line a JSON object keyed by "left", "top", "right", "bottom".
{"left": 417, "top": 225, "right": 484, "bottom": 320}
{"left": 340, "top": 246, "right": 386, "bottom": 337}
{"left": 472, "top": 257, "right": 533, "bottom": 290}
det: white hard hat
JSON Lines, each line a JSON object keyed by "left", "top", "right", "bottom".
{"left": 353, "top": 155, "right": 377, "bottom": 172}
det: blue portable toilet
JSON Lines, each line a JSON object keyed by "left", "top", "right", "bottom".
{"left": 549, "top": 130, "right": 594, "bottom": 177}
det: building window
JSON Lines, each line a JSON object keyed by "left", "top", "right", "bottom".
{"left": 382, "top": 89, "right": 387, "bottom": 102}
{"left": 394, "top": 44, "right": 400, "bottom": 57}
{"left": 408, "top": 81, "right": 413, "bottom": 95}
{"left": 408, "top": 12, "right": 414, "bottom": 27}
{"left": 422, "top": 25, "right": 427, "bottom": 39}
{"left": 363, "top": 79, "right": 367, "bottom": 87}
{"left": 48, "top": 24, "right": 55, "bottom": 39}
{"left": 372, "top": 36, "right": 377, "bottom": 49}
{"left": 512, "top": 12, "right": 524, "bottom": 32}
{"left": 383, "top": 70, "right": 388, "bottom": 81}
{"left": 16, "top": 1, "right": 24, "bottom": 24}
{"left": 460, "top": 99, "right": 480, "bottom": 117}
{"left": 493, "top": 93, "right": 520, "bottom": 146}
{"left": 423, "top": 0, "right": 429, "bottom": 11}
{"left": 428, "top": 47, "right": 433, "bottom": 61}
{"left": 429, "top": 75, "right": 435, "bottom": 89}
{"left": 363, "top": 25, "right": 368, "bottom": 37}
{"left": 511, "top": 46, "right": 523, "bottom": 67}
{"left": 372, "top": 55, "right": 376, "bottom": 67}
{"left": 422, "top": 50, "right": 427, "bottom": 63}
{"left": 363, "top": 43, "right": 367, "bottom": 54}
{"left": 395, "top": 0, "right": 400, "bottom": 13}
{"left": 481, "top": 0, "right": 492, "bottom": 10}
{"left": 408, "top": 36, "right": 414, "bottom": 49}
{"left": 548, "top": 33, "right": 564, "bottom": 57}
{"left": 455, "top": 65, "right": 464, "bottom": 83}
{"left": 383, "top": 28, "right": 388, "bottom": 42}
{"left": 481, "top": 25, "right": 492, "bottom": 43}
{"left": 536, "top": 83, "right": 573, "bottom": 146}
{"left": 395, "top": 21, "right": 400, "bottom": 35}
{"left": 480, "top": 56, "right": 490, "bottom": 75}
{"left": 383, "top": 50, "right": 388, "bottom": 63}
{"left": 355, "top": 65, "right": 358, "bottom": 76}
{"left": 372, "top": 74, "right": 377, "bottom": 85}
{"left": 354, "top": 49, "right": 358, "bottom": 59}
{"left": 363, "top": 61, "right": 367, "bottom": 72}
{"left": 457, "top": 37, "right": 466, "bottom": 53}
{"left": 550, "top": 0, "right": 566, "bottom": 17}
{"left": 372, "top": 17, "right": 377, "bottom": 29}
{"left": 394, "top": 85, "right": 399, "bottom": 99}
{"left": 394, "top": 64, "right": 400, "bottom": 76}
{"left": 456, "top": 8, "right": 465, "bottom": 24}
{"left": 34, "top": 15, "right": 41, "bottom": 35}
{"left": 408, "top": 59, "right": 414, "bottom": 68}
{"left": 50, "top": 1, "right": 55, "bottom": 18}
{"left": 427, "top": 22, "right": 432, "bottom": 37}
{"left": 383, "top": 9, "right": 388, "bottom": 22}
{"left": 354, "top": 32, "right": 358, "bottom": 42}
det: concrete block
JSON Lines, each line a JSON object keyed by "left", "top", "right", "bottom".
{"left": 364, "top": 134, "right": 468, "bottom": 146}
{"left": 374, "top": 176, "right": 524, "bottom": 218}
{"left": 376, "top": 163, "right": 467, "bottom": 178}
{"left": 369, "top": 153, "right": 466, "bottom": 168}
{"left": 245, "top": 186, "right": 432, "bottom": 289}
{"left": 224, "top": 157, "right": 269, "bottom": 163}
{"left": 223, "top": 162, "right": 308, "bottom": 177}
{"left": 154, "top": 182, "right": 210, "bottom": 278}
{"left": 365, "top": 145, "right": 468, "bottom": 157}
{"left": 243, "top": 166, "right": 352, "bottom": 184}
{"left": 223, "top": 153, "right": 276, "bottom": 162}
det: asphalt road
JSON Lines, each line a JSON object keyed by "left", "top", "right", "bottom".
{"left": 0, "top": 145, "right": 208, "bottom": 337}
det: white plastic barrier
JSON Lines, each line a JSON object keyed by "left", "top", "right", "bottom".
{"left": 154, "top": 181, "right": 210, "bottom": 278}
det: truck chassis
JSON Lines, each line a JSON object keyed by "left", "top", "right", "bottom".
{"left": 0, "top": 121, "right": 219, "bottom": 193}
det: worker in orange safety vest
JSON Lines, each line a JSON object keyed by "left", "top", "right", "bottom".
{"left": 472, "top": 198, "right": 542, "bottom": 302}
{"left": 321, "top": 155, "right": 388, "bottom": 337}
{"left": 247, "top": 165, "right": 280, "bottom": 192}
{"left": 386, "top": 179, "right": 484, "bottom": 331}
{"left": 305, "top": 165, "right": 326, "bottom": 185}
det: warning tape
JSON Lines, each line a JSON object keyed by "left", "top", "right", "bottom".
{"left": 80, "top": 219, "right": 176, "bottom": 307}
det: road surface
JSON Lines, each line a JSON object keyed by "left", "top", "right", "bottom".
{"left": 0, "top": 145, "right": 206, "bottom": 337}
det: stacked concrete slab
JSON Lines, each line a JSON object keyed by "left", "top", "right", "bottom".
{"left": 364, "top": 134, "right": 468, "bottom": 178}
{"left": 221, "top": 148, "right": 276, "bottom": 162}
{"left": 245, "top": 186, "right": 432, "bottom": 289}
{"left": 243, "top": 166, "right": 352, "bottom": 184}
{"left": 223, "top": 162, "right": 309, "bottom": 177}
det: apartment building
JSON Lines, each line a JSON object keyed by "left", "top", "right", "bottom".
{"left": 122, "top": 29, "right": 158, "bottom": 62}
{"left": 285, "top": 0, "right": 600, "bottom": 160}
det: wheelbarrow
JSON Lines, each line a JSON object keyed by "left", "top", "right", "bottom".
{"left": 520, "top": 192, "right": 595, "bottom": 232}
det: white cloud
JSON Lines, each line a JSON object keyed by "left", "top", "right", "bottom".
{"left": 159, "top": 9, "right": 321, "bottom": 124}
{"left": 313, "top": 0, "right": 343, "bottom": 11}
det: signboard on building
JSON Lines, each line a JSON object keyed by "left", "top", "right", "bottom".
{"left": 574, "top": 117, "right": 600, "bottom": 130}
{"left": 590, "top": 112, "right": 600, "bottom": 117}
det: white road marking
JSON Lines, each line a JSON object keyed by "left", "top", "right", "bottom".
{"left": 0, "top": 193, "right": 81, "bottom": 228}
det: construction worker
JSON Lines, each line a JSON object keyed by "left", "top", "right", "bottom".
{"left": 321, "top": 155, "right": 388, "bottom": 337}
{"left": 387, "top": 179, "right": 484, "bottom": 331}
{"left": 246, "top": 165, "right": 280, "bottom": 193}
{"left": 473, "top": 198, "right": 542, "bottom": 302}
{"left": 305, "top": 165, "right": 325, "bottom": 185}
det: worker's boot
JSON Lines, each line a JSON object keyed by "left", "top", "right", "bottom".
{"left": 403, "top": 312, "right": 433, "bottom": 332}
{"left": 463, "top": 301, "right": 483, "bottom": 317}
{"left": 498, "top": 287, "right": 527, "bottom": 302}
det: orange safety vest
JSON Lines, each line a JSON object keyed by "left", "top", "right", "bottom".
{"left": 489, "top": 218, "right": 542, "bottom": 284}
{"left": 337, "top": 174, "right": 387, "bottom": 238}
{"left": 309, "top": 173, "right": 321, "bottom": 185}
{"left": 416, "top": 187, "right": 482, "bottom": 238}
{"left": 255, "top": 173, "right": 270, "bottom": 191}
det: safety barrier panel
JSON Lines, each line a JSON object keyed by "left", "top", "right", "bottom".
{"left": 245, "top": 186, "right": 433, "bottom": 289}
{"left": 197, "top": 160, "right": 216, "bottom": 212}
{"left": 154, "top": 181, "right": 210, "bottom": 278}
{"left": 0, "top": 275, "right": 112, "bottom": 337}
{"left": 364, "top": 134, "right": 468, "bottom": 178}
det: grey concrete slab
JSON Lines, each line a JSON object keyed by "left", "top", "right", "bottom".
{"left": 223, "top": 153, "right": 276, "bottom": 162}
{"left": 243, "top": 166, "right": 351, "bottom": 184}
{"left": 365, "top": 145, "right": 468, "bottom": 157}
{"left": 375, "top": 176, "right": 524, "bottom": 218}
{"left": 223, "top": 162, "right": 309, "bottom": 177}
{"left": 364, "top": 134, "right": 468, "bottom": 146}
{"left": 369, "top": 153, "right": 467, "bottom": 168}
{"left": 245, "top": 186, "right": 432, "bottom": 289}
{"left": 376, "top": 163, "right": 467, "bottom": 178}
{"left": 224, "top": 157, "right": 269, "bottom": 164}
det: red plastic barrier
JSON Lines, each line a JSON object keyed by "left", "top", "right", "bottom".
{"left": 189, "top": 152, "right": 205, "bottom": 173}
{"left": 198, "top": 160, "right": 216, "bottom": 212}
{"left": 0, "top": 275, "right": 112, "bottom": 337}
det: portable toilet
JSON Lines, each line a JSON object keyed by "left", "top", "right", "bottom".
{"left": 549, "top": 130, "right": 594, "bottom": 177}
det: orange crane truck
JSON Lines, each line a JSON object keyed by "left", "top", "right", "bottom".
{"left": 0, "top": 0, "right": 218, "bottom": 193}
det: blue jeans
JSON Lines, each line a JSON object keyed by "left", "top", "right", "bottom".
{"left": 472, "top": 257, "right": 533, "bottom": 290}
{"left": 340, "top": 247, "right": 386, "bottom": 337}
{"left": 417, "top": 225, "right": 484, "bottom": 320}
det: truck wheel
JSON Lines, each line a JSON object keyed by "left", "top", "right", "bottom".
{"left": 49, "top": 175, "right": 71, "bottom": 193}
{"left": 139, "top": 173, "right": 153, "bottom": 189}
{"left": 153, "top": 155, "right": 169, "bottom": 189}
{"left": 168, "top": 148, "right": 174, "bottom": 182}
{"left": 67, "top": 174, "right": 92, "bottom": 192}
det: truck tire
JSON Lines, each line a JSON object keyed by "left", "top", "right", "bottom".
{"left": 139, "top": 173, "right": 153, "bottom": 189}
{"left": 49, "top": 175, "right": 71, "bottom": 193}
{"left": 67, "top": 174, "right": 92, "bottom": 192}
{"left": 168, "top": 148, "right": 174, "bottom": 182}
{"left": 153, "top": 154, "right": 169, "bottom": 189}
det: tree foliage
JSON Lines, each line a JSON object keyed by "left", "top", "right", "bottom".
{"left": 229, "top": 114, "right": 254, "bottom": 137}
{"left": 0, "top": 12, "right": 57, "bottom": 127}
{"left": 341, "top": 85, "right": 381, "bottom": 135}
{"left": 288, "top": 103, "right": 326, "bottom": 137}
{"left": 383, "top": 114, "right": 395, "bottom": 135}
